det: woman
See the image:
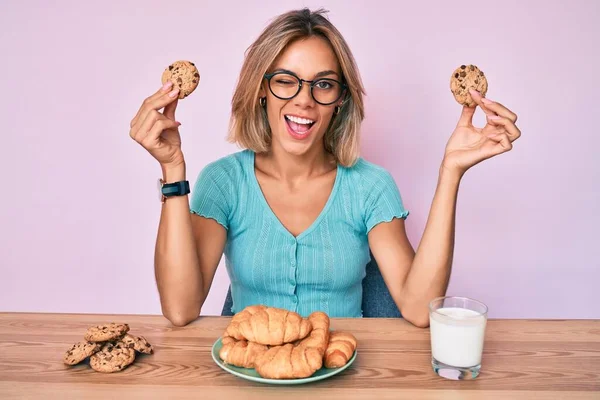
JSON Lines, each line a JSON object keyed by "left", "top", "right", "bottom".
{"left": 129, "top": 8, "right": 520, "bottom": 327}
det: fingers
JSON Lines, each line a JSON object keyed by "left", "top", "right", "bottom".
{"left": 485, "top": 132, "right": 513, "bottom": 156}
{"left": 130, "top": 109, "right": 180, "bottom": 144}
{"left": 468, "top": 89, "right": 496, "bottom": 117}
{"left": 457, "top": 105, "right": 476, "bottom": 128}
{"left": 482, "top": 125, "right": 507, "bottom": 137}
{"left": 481, "top": 98, "right": 518, "bottom": 123}
{"left": 164, "top": 98, "right": 179, "bottom": 121}
{"left": 469, "top": 89, "right": 518, "bottom": 123}
{"left": 130, "top": 110, "right": 158, "bottom": 141}
{"left": 129, "top": 81, "right": 180, "bottom": 129}
{"left": 130, "top": 82, "right": 173, "bottom": 128}
{"left": 141, "top": 118, "right": 181, "bottom": 148}
{"left": 486, "top": 115, "right": 521, "bottom": 141}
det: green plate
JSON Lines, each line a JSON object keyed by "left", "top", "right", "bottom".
{"left": 211, "top": 337, "right": 357, "bottom": 385}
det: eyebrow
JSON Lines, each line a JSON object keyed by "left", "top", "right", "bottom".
{"left": 273, "top": 68, "right": 339, "bottom": 79}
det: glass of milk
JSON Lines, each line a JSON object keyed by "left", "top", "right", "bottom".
{"left": 429, "top": 296, "right": 488, "bottom": 380}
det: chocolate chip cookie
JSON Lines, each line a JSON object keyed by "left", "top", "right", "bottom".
{"left": 63, "top": 341, "right": 102, "bottom": 365}
{"left": 450, "top": 64, "right": 488, "bottom": 107}
{"left": 83, "top": 323, "right": 129, "bottom": 342}
{"left": 161, "top": 60, "right": 200, "bottom": 99}
{"left": 120, "top": 333, "right": 154, "bottom": 354}
{"left": 89, "top": 341, "right": 136, "bottom": 373}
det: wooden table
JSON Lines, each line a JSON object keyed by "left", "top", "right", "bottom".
{"left": 0, "top": 313, "right": 598, "bottom": 399}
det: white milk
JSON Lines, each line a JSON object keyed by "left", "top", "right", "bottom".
{"left": 429, "top": 307, "right": 487, "bottom": 368}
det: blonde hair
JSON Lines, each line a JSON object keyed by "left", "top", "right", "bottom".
{"left": 227, "top": 8, "right": 366, "bottom": 167}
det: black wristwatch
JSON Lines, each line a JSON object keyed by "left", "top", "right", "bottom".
{"left": 157, "top": 179, "right": 190, "bottom": 203}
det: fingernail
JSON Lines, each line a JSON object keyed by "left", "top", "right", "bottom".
{"left": 481, "top": 97, "right": 494, "bottom": 105}
{"left": 487, "top": 115, "right": 502, "bottom": 120}
{"left": 469, "top": 89, "right": 480, "bottom": 96}
{"left": 168, "top": 88, "right": 179, "bottom": 98}
{"left": 162, "top": 81, "right": 173, "bottom": 91}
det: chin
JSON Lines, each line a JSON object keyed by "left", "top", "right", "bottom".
{"left": 279, "top": 140, "right": 314, "bottom": 157}
{"left": 277, "top": 127, "right": 324, "bottom": 158}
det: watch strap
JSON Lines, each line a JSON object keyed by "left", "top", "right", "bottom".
{"left": 161, "top": 180, "right": 190, "bottom": 199}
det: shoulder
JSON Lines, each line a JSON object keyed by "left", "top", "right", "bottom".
{"left": 195, "top": 149, "right": 252, "bottom": 185}
{"left": 341, "top": 157, "right": 398, "bottom": 188}
{"left": 190, "top": 150, "right": 254, "bottom": 217}
{"left": 343, "top": 159, "right": 409, "bottom": 228}
{"left": 201, "top": 149, "right": 250, "bottom": 175}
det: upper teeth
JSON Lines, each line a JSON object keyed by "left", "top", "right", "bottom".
{"left": 286, "top": 115, "right": 314, "bottom": 125}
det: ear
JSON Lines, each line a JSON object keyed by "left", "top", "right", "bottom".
{"left": 258, "top": 83, "right": 266, "bottom": 98}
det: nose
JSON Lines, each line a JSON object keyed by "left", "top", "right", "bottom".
{"left": 293, "top": 81, "right": 315, "bottom": 108}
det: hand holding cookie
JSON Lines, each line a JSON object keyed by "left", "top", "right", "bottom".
{"left": 443, "top": 64, "right": 521, "bottom": 175}
{"left": 129, "top": 60, "right": 200, "bottom": 171}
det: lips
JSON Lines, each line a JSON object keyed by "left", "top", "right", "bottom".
{"left": 284, "top": 114, "right": 316, "bottom": 140}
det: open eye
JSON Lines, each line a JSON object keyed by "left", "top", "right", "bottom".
{"left": 314, "top": 80, "right": 333, "bottom": 90}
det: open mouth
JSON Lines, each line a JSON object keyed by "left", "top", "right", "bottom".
{"left": 285, "top": 115, "right": 316, "bottom": 137}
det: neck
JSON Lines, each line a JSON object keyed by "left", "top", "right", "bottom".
{"left": 260, "top": 144, "right": 334, "bottom": 183}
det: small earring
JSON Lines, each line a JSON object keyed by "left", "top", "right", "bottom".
{"left": 334, "top": 105, "right": 341, "bottom": 115}
{"left": 260, "top": 97, "right": 266, "bottom": 107}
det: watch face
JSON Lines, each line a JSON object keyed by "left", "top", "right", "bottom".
{"left": 157, "top": 178, "right": 164, "bottom": 202}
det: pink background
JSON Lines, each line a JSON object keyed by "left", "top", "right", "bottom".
{"left": 1, "top": 0, "right": 598, "bottom": 319}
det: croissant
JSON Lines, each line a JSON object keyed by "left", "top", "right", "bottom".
{"left": 254, "top": 311, "right": 330, "bottom": 379}
{"left": 254, "top": 343, "right": 323, "bottom": 379}
{"left": 219, "top": 335, "right": 268, "bottom": 368}
{"left": 295, "top": 311, "right": 330, "bottom": 355}
{"left": 225, "top": 305, "right": 312, "bottom": 346}
{"left": 324, "top": 331, "right": 357, "bottom": 368}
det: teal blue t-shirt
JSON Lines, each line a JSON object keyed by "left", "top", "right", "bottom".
{"left": 189, "top": 150, "right": 409, "bottom": 317}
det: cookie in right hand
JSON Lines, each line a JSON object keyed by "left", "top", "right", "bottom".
{"left": 161, "top": 60, "right": 200, "bottom": 99}
{"left": 450, "top": 64, "right": 488, "bottom": 107}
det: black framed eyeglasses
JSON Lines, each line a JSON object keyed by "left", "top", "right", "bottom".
{"left": 263, "top": 71, "right": 347, "bottom": 106}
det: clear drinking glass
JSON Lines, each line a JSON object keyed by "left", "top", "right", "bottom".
{"left": 428, "top": 296, "right": 488, "bottom": 380}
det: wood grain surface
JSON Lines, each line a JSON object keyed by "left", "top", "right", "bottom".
{"left": 0, "top": 313, "right": 598, "bottom": 399}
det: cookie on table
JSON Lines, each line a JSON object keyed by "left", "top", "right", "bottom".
{"left": 83, "top": 323, "right": 129, "bottom": 342}
{"left": 89, "top": 341, "right": 136, "bottom": 373}
{"left": 161, "top": 60, "right": 200, "bottom": 99}
{"left": 450, "top": 64, "right": 488, "bottom": 107}
{"left": 120, "top": 333, "right": 154, "bottom": 354}
{"left": 63, "top": 341, "right": 102, "bottom": 365}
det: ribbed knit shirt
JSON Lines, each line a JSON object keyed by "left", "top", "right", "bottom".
{"left": 189, "top": 150, "right": 409, "bottom": 317}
